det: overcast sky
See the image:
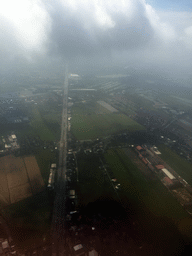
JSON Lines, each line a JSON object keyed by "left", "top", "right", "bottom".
{"left": 0, "top": 0, "right": 192, "bottom": 79}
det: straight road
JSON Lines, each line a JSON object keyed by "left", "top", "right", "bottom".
{"left": 51, "top": 65, "right": 69, "bottom": 256}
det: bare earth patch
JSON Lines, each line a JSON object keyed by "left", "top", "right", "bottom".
{"left": 24, "top": 156, "right": 44, "bottom": 194}
{"left": 97, "top": 101, "right": 118, "bottom": 112}
{"left": 0, "top": 155, "right": 45, "bottom": 205}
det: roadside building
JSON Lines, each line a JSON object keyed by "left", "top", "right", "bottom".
{"left": 51, "top": 163, "right": 57, "bottom": 169}
{"left": 69, "top": 74, "right": 80, "bottom": 79}
{"left": 163, "top": 177, "right": 173, "bottom": 186}
{"left": 89, "top": 249, "right": 99, "bottom": 256}
{"left": 11, "top": 134, "right": 16, "bottom": 140}
{"left": 73, "top": 244, "right": 88, "bottom": 256}
{"left": 136, "top": 146, "right": 143, "bottom": 151}
{"left": 150, "top": 146, "right": 161, "bottom": 155}
{"left": 2, "top": 239, "right": 9, "bottom": 254}
{"left": 5, "top": 144, "right": 11, "bottom": 149}
{"left": 161, "top": 168, "right": 176, "bottom": 180}
{"left": 47, "top": 169, "right": 55, "bottom": 189}
{"left": 142, "top": 158, "right": 148, "bottom": 165}
{"left": 156, "top": 165, "right": 164, "bottom": 170}
{"left": 69, "top": 190, "right": 76, "bottom": 199}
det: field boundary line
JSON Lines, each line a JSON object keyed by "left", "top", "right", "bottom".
{"left": 22, "top": 157, "right": 34, "bottom": 196}
{"left": 5, "top": 168, "right": 11, "bottom": 205}
{"left": 9, "top": 182, "right": 30, "bottom": 189}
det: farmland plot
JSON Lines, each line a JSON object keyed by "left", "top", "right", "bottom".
{"left": 71, "top": 101, "right": 144, "bottom": 140}
{"left": 0, "top": 157, "right": 10, "bottom": 205}
{"left": 7, "top": 156, "right": 28, "bottom": 189}
{"left": 0, "top": 155, "right": 45, "bottom": 205}
{"left": 24, "top": 156, "right": 44, "bottom": 194}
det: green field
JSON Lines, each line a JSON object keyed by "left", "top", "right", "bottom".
{"left": 105, "top": 148, "right": 188, "bottom": 220}
{"left": 2, "top": 190, "right": 52, "bottom": 250}
{"left": 158, "top": 144, "right": 192, "bottom": 186}
{"left": 15, "top": 104, "right": 61, "bottom": 142}
{"left": 30, "top": 106, "right": 55, "bottom": 141}
{"left": 38, "top": 100, "right": 62, "bottom": 141}
{"left": 71, "top": 102, "right": 144, "bottom": 140}
{"left": 76, "top": 152, "right": 116, "bottom": 208}
{"left": 76, "top": 148, "right": 192, "bottom": 255}
{"left": 35, "top": 148, "right": 57, "bottom": 185}
{"left": 104, "top": 148, "right": 192, "bottom": 254}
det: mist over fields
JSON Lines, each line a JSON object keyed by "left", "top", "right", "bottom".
{"left": 1, "top": 1, "right": 192, "bottom": 256}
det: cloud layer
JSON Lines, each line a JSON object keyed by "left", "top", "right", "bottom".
{"left": 0, "top": 0, "right": 192, "bottom": 77}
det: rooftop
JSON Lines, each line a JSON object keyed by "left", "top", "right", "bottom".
{"left": 136, "top": 146, "right": 143, "bottom": 151}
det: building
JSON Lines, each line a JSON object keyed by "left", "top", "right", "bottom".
{"left": 69, "top": 190, "right": 76, "bottom": 199}
{"left": 142, "top": 158, "right": 148, "bottom": 165}
{"left": 72, "top": 244, "right": 99, "bottom": 256}
{"left": 69, "top": 74, "right": 80, "bottom": 81}
{"left": 161, "top": 168, "right": 176, "bottom": 180}
{"left": 156, "top": 165, "right": 164, "bottom": 170}
{"left": 150, "top": 146, "right": 161, "bottom": 155}
{"left": 51, "top": 163, "right": 57, "bottom": 169}
{"left": 163, "top": 177, "right": 173, "bottom": 186}
{"left": 89, "top": 249, "right": 99, "bottom": 256}
{"left": 47, "top": 169, "right": 56, "bottom": 189}
{"left": 11, "top": 134, "right": 16, "bottom": 140}
{"left": 73, "top": 244, "right": 87, "bottom": 256}
{"left": 1, "top": 239, "right": 9, "bottom": 254}
{"left": 136, "top": 146, "right": 143, "bottom": 151}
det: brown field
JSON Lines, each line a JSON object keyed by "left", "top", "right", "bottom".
{"left": 7, "top": 156, "right": 28, "bottom": 189}
{"left": 9, "top": 183, "right": 32, "bottom": 203}
{"left": 0, "top": 155, "right": 45, "bottom": 205}
{"left": 0, "top": 172, "right": 9, "bottom": 205}
{"left": 0, "top": 156, "right": 11, "bottom": 205}
{"left": 24, "top": 156, "right": 44, "bottom": 194}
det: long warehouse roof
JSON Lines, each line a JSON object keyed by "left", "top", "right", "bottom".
{"left": 162, "top": 168, "right": 175, "bottom": 180}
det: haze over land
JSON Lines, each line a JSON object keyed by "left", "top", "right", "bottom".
{"left": 1, "top": 1, "right": 192, "bottom": 255}
{"left": 0, "top": 0, "right": 192, "bottom": 82}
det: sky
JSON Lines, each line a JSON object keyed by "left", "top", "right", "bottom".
{"left": 147, "top": 0, "right": 192, "bottom": 11}
{"left": 0, "top": 0, "right": 192, "bottom": 80}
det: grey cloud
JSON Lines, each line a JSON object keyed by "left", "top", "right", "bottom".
{"left": 48, "top": 11, "right": 97, "bottom": 58}
{"left": 95, "top": 14, "right": 154, "bottom": 50}
{"left": 0, "top": 18, "right": 20, "bottom": 60}
{"left": 46, "top": 0, "right": 156, "bottom": 60}
{"left": 0, "top": 0, "right": 192, "bottom": 81}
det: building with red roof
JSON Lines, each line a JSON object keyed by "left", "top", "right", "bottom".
{"left": 136, "top": 146, "right": 143, "bottom": 151}
{"left": 156, "top": 165, "right": 164, "bottom": 170}
{"left": 142, "top": 158, "right": 148, "bottom": 165}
